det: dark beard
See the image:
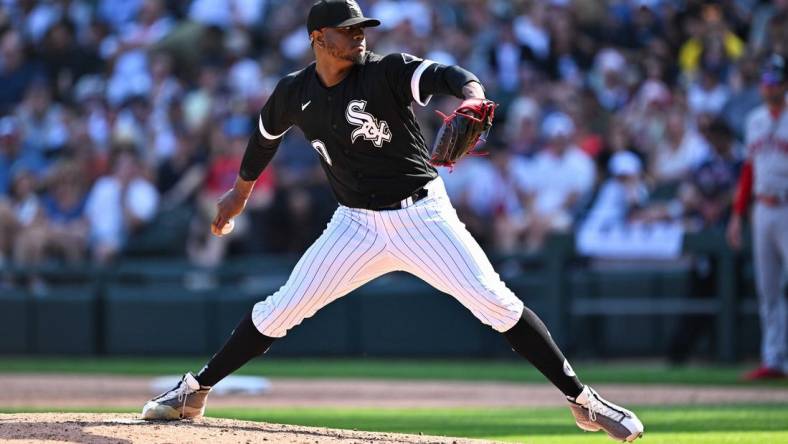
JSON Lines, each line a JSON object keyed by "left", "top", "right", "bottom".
{"left": 326, "top": 42, "right": 364, "bottom": 64}
{"left": 349, "top": 51, "right": 364, "bottom": 64}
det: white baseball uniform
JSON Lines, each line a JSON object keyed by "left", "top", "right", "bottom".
{"left": 744, "top": 103, "right": 788, "bottom": 372}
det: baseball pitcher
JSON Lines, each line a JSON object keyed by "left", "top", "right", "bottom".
{"left": 141, "top": 1, "right": 643, "bottom": 441}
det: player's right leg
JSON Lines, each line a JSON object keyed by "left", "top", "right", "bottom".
{"left": 142, "top": 206, "right": 392, "bottom": 420}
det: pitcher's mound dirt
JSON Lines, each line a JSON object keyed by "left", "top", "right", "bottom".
{"left": 0, "top": 413, "right": 497, "bottom": 444}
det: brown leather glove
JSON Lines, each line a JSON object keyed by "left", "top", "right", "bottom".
{"left": 430, "top": 98, "right": 496, "bottom": 168}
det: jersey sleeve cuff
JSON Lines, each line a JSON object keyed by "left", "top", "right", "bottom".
{"left": 411, "top": 59, "right": 435, "bottom": 106}
{"left": 258, "top": 115, "right": 292, "bottom": 140}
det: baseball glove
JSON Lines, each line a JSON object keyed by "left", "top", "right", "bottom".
{"left": 430, "top": 98, "right": 497, "bottom": 168}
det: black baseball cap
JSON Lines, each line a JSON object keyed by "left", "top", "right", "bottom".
{"left": 761, "top": 53, "right": 787, "bottom": 86}
{"left": 307, "top": 0, "right": 381, "bottom": 34}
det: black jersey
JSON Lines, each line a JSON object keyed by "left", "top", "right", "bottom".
{"left": 245, "top": 51, "right": 464, "bottom": 209}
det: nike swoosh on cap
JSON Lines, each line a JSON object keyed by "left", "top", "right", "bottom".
{"left": 302, "top": 101, "right": 311, "bottom": 110}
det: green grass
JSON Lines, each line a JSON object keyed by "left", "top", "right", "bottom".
{"left": 1, "top": 357, "right": 786, "bottom": 387}
{"left": 2, "top": 405, "right": 786, "bottom": 443}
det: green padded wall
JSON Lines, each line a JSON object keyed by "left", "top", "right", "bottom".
{"left": 104, "top": 283, "right": 210, "bottom": 355}
{"left": 0, "top": 288, "right": 30, "bottom": 353}
{"left": 33, "top": 285, "right": 96, "bottom": 354}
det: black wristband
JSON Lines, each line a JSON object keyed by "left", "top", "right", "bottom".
{"left": 442, "top": 65, "right": 482, "bottom": 98}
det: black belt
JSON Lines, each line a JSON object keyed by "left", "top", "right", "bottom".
{"left": 372, "top": 187, "right": 429, "bottom": 211}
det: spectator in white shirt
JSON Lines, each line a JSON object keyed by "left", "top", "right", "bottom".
{"left": 85, "top": 149, "right": 159, "bottom": 264}
{"left": 589, "top": 47, "right": 630, "bottom": 111}
{"left": 519, "top": 112, "right": 595, "bottom": 251}
{"left": 651, "top": 110, "right": 711, "bottom": 185}
{"left": 583, "top": 151, "right": 649, "bottom": 230}
{"left": 687, "top": 63, "right": 731, "bottom": 118}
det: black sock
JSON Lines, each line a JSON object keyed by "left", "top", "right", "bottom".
{"left": 195, "top": 309, "right": 276, "bottom": 387}
{"left": 503, "top": 307, "right": 584, "bottom": 399}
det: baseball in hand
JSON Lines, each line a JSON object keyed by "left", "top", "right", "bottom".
{"left": 220, "top": 219, "right": 235, "bottom": 235}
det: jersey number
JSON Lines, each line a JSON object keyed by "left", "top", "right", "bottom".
{"left": 311, "top": 139, "right": 332, "bottom": 166}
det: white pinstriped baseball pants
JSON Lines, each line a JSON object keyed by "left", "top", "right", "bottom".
{"left": 251, "top": 177, "right": 525, "bottom": 338}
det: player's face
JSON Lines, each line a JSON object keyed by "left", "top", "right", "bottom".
{"left": 321, "top": 25, "right": 366, "bottom": 64}
{"left": 760, "top": 81, "right": 787, "bottom": 107}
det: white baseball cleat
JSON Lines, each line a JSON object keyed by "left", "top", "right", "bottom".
{"left": 142, "top": 373, "right": 211, "bottom": 420}
{"left": 568, "top": 386, "right": 644, "bottom": 442}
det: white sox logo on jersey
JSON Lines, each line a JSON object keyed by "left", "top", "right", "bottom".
{"left": 345, "top": 100, "right": 392, "bottom": 147}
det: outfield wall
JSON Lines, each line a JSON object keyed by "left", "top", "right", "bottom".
{"left": 0, "top": 231, "right": 761, "bottom": 361}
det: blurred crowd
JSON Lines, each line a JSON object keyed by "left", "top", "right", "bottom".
{"left": 0, "top": 0, "right": 786, "bottom": 291}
